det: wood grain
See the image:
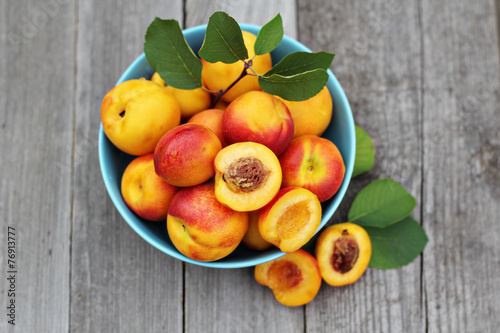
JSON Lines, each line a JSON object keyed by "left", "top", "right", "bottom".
{"left": 421, "top": 0, "right": 500, "bottom": 331}
{"left": 185, "top": 0, "right": 297, "bottom": 38}
{"left": 70, "top": 1, "right": 184, "bottom": 332}
{"left": 298, "top": 0, "right": 425, "bottom": 332}
{"left": 0, "top": 0, "right": 75, "bottom": 331}
{"left": 183, "top": 2, "right": 304, "bottom": 333}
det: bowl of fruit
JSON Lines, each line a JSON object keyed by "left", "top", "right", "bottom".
{"left": 99, "top": 18, "right": 355, "bottom": 268}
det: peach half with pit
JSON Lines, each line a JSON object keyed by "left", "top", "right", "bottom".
{"left": 279, "top": 135, "right": 345, "bottom": 202}
{"left": 154, "top": 123, "right": 222, "bottom": 187}
{"left": 151, "top": 72, "right": 212, "bottom": 120}
{"left": 187, "top": 109, "right": 228, "bottom": 147}
{"left": 214, "top": 142, "right": 282, "bottom": 212}
{"left": 201, "top": 31, "right": 272, "bottom": 103}
{"left": 258, "top": 187, "right": 322, "bottom": 253}
{"left": 276, "top": 86, "right": 333, "bottom": 138}
{"left": 167, "top": 183, "right": 248, "bottom": 262}
{"left": 100, "top": 79, "right": 180, "bottom": 156}
{"left": 121, "top": 154, "right": 178, "bottom": 221}
{"left": 242, "top": 210, "right": 273, "bottom": 251}
{"left": 315, "top": 223, "right": 371, "bottom": 287}
{"left": 222, "top": 91, "right": 294, "bottom": 156}
{"left": 255, "top": 249, "right": 322, "bottom": 306}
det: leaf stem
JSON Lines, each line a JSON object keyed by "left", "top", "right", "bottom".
{"left": 210, "top": 59, "right": 253, "bottom": 108}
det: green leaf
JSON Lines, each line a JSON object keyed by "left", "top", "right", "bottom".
{"left": 352, "top": 125, "right": 376, "bottom": 177}
{"left": 264, "top": 51, "right": 335, "bottom": 77}
{"left": 198, "top": 11, "right": 248, "bottom": 63}
{"left": 254, "top": 14, "right": 283, "bottom": 56}
{"left": 349, "top": 179, "right": 416, "bottom": 228}
{"left": 258, "top": 69, "right": 329, "bottom": 101}
{"left": 144, "top": 18, "right": 202, "bottom": 90}
{"left": 366, "top": 216, "right": 428, "bottom": 269}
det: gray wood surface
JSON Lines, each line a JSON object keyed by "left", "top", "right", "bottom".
{"left": 0, "top": 0, "right": 76, "bottom": 331}
{"left": 70, "top": 1, "right": 184, "bottom": 333}
{"left": 298, "top": 1, "right": 425, "bottom": 332}
{"left": 421, "top": 0, "right": 500, "bottom": 332}
{"left": 0, "top": 0, "right": 499, "bottom": 332}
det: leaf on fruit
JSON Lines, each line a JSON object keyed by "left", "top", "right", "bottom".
{"left": 258, "top": 69, "right": 329, "bottom": 101}
{"left": 366, "top": 216, "right": 428, "bottom": 269}
{"left": 265, "top": 51, "right": 335, "bottom": 77}
{"left": 254, "top": 14, "right": 284, "bottom": 56}
{"left": 198, "top": 11, "right": 248, "bottom": 63}
{"left": 352, "top": 125, "right": 376, "bottom": 177}
{"left": 144, "top": 18, "right": 203, "bottom": 90}
{"left": 348, "top": 179, "right": 416, "bottom": 228}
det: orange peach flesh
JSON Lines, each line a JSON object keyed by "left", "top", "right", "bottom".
{"left": 259, "top": 188, "right": 321, "bottom": 253}
{"left": 255, "top": 250, "right": 322, "bottom": 306}
{"left": 214, "top": 142, "right": 282, "bottom": 212}
{"left": 315, "top": 223, "right": 372, "bottom": 286}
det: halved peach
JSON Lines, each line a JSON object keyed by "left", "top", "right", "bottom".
{"left": 242, "top": 210, "right": 273, "bottom": 251}
{"left": 255, "top": 249, "right": 322, "bottom": 306}
{"left": 259, "top": 187, "right": 322, "bottom": 253}
{"left": 315, "top": 223, "right": 372, "bottom": 286}
{"left": 214, "top": 142, "right": 282, "bottom": 212}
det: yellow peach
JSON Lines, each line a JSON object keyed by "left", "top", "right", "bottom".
{"left": 121, "top": 154, "right": 178, "bottom": 221}
{"left": 201, "top": 31, "right": 272, "bottom": 102}
{"left": 100, "top": 79, "right": 180, "bottom": 155}
{"left": 276, "top": 86, "right": 333, "bottom": 138}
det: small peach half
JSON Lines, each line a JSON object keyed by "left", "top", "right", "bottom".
{"left": 259, "top": 187, "right": 322, "bottom": 253}
{"left": 315, "top": 223, "right": 372, "bottom": 287}
{"left": 255, "top": 249, "right": 322, "bottom": 306}
{"left": 242, "top": 210, "right": 273, "bottom": 251}
{"left": 214, "top": 142, "right": 282, "bottom": 212}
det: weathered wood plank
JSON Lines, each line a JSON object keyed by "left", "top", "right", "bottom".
{"left": 421, "top": 0, "right": 500, "bottom": 331}
{"left": 183, "top": 2, "right": 304, "bottom": 333}
{"left": 70, "top": 1, "right": 184, "bottom": 332}
{"left": 185, "top": 0, "right": 297, "bottom": 38}
{"left": 298, "top": 0, "right": 425, "bottom": 332}
{"left": 0, "top": 0, "right": 76, "bottom": 331}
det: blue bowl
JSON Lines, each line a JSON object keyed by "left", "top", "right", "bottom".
{"left": 99, "top": 24, "right": 355, "bottom": 268}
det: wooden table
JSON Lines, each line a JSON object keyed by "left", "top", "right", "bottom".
{"left": 1, "top": 0, "right": 499, "bottom": 332}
